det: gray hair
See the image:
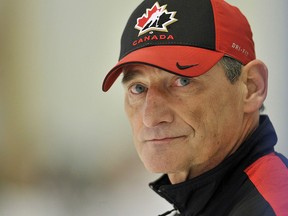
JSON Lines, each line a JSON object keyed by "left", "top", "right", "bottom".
{"left": 219, "top": 56, "right": 243, "bottom": 84}
{"left": 219, "top": 56, "right": 265, "bottom": 112}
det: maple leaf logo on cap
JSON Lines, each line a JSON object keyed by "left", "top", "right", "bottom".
{"left": 135, "top": 2, "right": 177, "bottom": 36}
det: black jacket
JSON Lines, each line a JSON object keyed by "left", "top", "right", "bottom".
{"left": 150, "top": 115, "right": 288, "bottom": 216}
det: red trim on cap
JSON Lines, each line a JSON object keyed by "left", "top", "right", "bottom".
{"left": 244, "top": 153, "right": 288, "bottom": 215}
{"left": 102, "top": 46, "right": 224, "bottom": 91}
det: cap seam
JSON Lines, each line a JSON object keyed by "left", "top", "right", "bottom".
{"left": 210, "top": 0, "right": 219, "bottom": 52}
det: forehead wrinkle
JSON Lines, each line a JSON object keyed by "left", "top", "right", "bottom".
{"left": 121, "top": 65, "right": 157, "bottom": 84}
{"left": 121, "top": 69, "right": 144, "bottom": 85}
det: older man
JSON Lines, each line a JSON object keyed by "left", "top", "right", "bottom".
{"left": 102, "top": 0, "right": 288, "bottom": 215}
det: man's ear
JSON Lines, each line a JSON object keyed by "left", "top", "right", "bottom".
{"left": 242, "top": 59, "right": 268, "bottom": 113}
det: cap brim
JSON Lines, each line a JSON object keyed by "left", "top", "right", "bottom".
{"left": 102, "top": 45, "right": 224, "bottom": 91}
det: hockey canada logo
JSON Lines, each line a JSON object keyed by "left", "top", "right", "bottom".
{"left": 135, "top": 2, "right": 177, "bottom": 36}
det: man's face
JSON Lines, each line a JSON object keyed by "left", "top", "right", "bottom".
{"left": 122, "top": 63, "right": 246, "bottom": 177}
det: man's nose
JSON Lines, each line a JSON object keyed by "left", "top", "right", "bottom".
{"left": 142, "top": 88, "right": 174, "bottom": 128}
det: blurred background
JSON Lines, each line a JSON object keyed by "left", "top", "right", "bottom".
{"left": 0, "top": 0, "right": 287, "bottom": 215}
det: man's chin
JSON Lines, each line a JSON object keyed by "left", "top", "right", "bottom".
{"left": 142, "top": 161, "right": 175, "bottom": 175}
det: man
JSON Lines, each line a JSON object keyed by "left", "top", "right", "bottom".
{"left": 102, "top": 0, "right": 288, "bottom": 215}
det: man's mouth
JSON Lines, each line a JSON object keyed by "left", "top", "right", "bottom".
{"left": 145, "top": 136, "right": 186, "bottom": 144}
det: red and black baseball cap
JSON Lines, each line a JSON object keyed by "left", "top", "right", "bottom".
{"left": 102, "top": 0, "right": 255, "bottom": 92}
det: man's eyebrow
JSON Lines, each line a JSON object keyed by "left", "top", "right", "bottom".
{"left": 121, "top": 70, "right": 141, "bottom": 85}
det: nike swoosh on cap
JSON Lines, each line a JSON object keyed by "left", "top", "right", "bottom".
{"left": 176, "top": 62, "right": 199, "bottom": 70}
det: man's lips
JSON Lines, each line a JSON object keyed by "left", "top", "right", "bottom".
{"left": 144, "top": 136, "right": 186, "bottom": 144}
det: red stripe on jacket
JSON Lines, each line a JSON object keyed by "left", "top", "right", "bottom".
{"left": 245, "top": 153, "right": 288, "bottom": 215}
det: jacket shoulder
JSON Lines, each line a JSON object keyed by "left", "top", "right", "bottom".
{"left": 244, "top": 153, "right": 288, "bottom": 215}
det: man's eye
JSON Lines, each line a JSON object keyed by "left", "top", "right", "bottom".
{"left": 175, "top": 77, "right": 191, "bottom": 87}
{"left": 130, "top": 83, "right": 147, "bottom": 94}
